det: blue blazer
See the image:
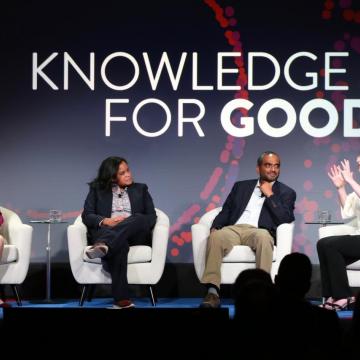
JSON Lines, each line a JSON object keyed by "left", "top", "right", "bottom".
{"left": 82, "top": 182, "right": 157, "bottom": 242}
{"left": 212, "top": 179, "right": 296, "bottom": 242}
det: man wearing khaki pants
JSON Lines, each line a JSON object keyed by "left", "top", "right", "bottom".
{"left": 200, "top": 151, "right": 296, "bottom": 308}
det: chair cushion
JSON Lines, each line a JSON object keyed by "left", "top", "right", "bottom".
{"left": 0, "top": 245, "right": 18, "bottom": 264}
{"left": 83, "top": 245, "right": 152, "bottom": 264}
{"left": 222, "top": 245, "right": 277, "bottom": 263}
{"left": 347, "top": 260, "right": 360, "bottom": 270}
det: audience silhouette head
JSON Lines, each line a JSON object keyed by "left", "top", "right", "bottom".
{"left": 275, "top": 252, "right": 312, "bottom": 300}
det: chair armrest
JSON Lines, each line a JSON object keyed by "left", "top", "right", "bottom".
{"left": 5, "top": 212, "right": 24, "bottom": 242}
{"left": 67, "top": 223, "right": 88, "bottom": 264}
{"left": 149, "top": 223, "right": 169, "bottom": 282}
{"left": 318, "top": 224, "right": 355, "bottom": 239}
{"left": 191, "top": 223, "right": 210, "bottom": 280}
{"left": 276, "top": 222, "right": 294, "bottom": 256}
{"left": 6, "top": 221, "right": 33, "bottom": 283}
{"left": 7, "top": 222, "right": 33, "bottom": 248}
{"left": 271, "top": 222, "right": 294, "bottom": 277}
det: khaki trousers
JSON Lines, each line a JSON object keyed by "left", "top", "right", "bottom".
{"left": 201, "top": 224, "right": 274, "bottom": 289}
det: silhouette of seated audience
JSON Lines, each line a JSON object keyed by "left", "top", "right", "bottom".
{"left": 343, "top": 291, "right": 360, "bottom": 358}
{"left": 233, "top": 268, "right": 275, "bottom": 324}
{"left": 274, "top": 252, "right": 342, "bottom": 358}
{"left": 232, "top": 269, "right": 278, "bottom": 357}
{"left": 232, "top": 253, "right": 343, "bottom": 359}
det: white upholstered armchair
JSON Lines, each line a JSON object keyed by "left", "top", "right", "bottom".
{"left": 67, "top": 208, "right": 170, "bottom": 306}
{"left": 0, "top": 207, "right": 33, "bottom": 305}
{"left": 191, "top": 207, "right": 295, "bottom": 283}
{"left": 318, "top": 219, "right": 360, "bottom": 287}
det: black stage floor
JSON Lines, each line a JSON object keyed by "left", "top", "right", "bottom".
{"left": 0, "top": 298, "right": 354, "bottom": 358}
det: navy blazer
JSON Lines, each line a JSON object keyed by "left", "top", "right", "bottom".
{"left": 212, "top": 179, "right": 296, "bottom": 242}
{"left": 82, "top": 182, "right": 157, "bottom": 242}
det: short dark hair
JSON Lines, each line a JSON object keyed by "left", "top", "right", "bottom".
{"left": 257, "top": 151, "right": 280, "bottom": 166}
{"left": 89, "top": 156, "right": 128, "bottom": 190}
{"left": 276, "top": 252, "right": 312, "bottom": 298}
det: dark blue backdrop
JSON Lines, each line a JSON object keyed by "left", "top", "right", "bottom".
{"left": 0, "top": 0, "right": 359, "bottom": 263}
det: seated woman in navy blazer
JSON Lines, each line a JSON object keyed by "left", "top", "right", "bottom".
{"left": 82, "top": 156, "right": 157, "bottom": 309}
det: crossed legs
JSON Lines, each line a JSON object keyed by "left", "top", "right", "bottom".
{"left": 91, "top": 215, "right": 151, "bottom": 302}
{"left": 317, "top": 235, "right": 360, "bottom": 300}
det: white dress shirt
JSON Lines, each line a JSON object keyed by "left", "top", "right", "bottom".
{"left": 235, "top": 181, "right": 266, "bottom": 227}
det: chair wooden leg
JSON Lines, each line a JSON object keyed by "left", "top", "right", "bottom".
{"left": 79, "top": 285, "right": 88, "bottom": 306}
{"left": 11, "top": 285, "right": 22, "bottom": 306}
{"left": 148, "top": 285, "right": 156, "bottom": 307}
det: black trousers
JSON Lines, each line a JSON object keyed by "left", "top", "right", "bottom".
{"left": 317, "top": 235, "right": 360, "bottom": 299}
{"left": 92, "top": 214, "right": 151, "bottom": 301}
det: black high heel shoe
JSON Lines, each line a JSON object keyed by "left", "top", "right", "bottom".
{"left": 346, "top": 297, "right": 356, "bottom": 311}
{"left": 326, "top": 298, "right": 350, "bottom": 311}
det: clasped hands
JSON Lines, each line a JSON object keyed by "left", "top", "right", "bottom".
{"left": 102, "top": 216, "right": 126, "bottom": 227}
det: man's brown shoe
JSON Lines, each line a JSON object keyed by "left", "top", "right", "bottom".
{"left": 200, "top": 293, "right": 220, "bottom": 308}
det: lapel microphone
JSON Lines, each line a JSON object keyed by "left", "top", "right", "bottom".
{"left": 118, "top": 187, "right": 127, "bottom": 198}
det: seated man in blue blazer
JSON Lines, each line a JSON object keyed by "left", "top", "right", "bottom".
{"left": 200, "top": 151, "right": 296, "bottom": 308}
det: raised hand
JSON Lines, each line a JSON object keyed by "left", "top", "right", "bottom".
{"left": 259, "top": 181, "right": 274, "bottom": 197}
{"left": 328, "top": 164, "right": 345, "bottom": 189}
{"left": 340, "top": 159, "right": 354, "bottom": 184}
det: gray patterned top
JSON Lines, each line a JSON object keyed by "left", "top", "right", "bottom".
{"left": 111, "top": 185, "right": 132, "bottom": 218}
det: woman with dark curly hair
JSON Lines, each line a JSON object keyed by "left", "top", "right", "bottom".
{"left": 82, "top": 156, "right": 157, "bottom": 309}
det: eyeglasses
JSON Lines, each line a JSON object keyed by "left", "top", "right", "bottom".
{"left": 263, "top": 163, "right": 280, "bottom": 170}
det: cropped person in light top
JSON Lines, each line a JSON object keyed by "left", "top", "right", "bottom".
{"left": 317, "top": 155, "right": 360, "bottom": 310}
{"left": 0, "top": 210, "right": 10, "bottom": 307}
{"left": 0, "top": 211, "right": 4, "bottom": 259}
